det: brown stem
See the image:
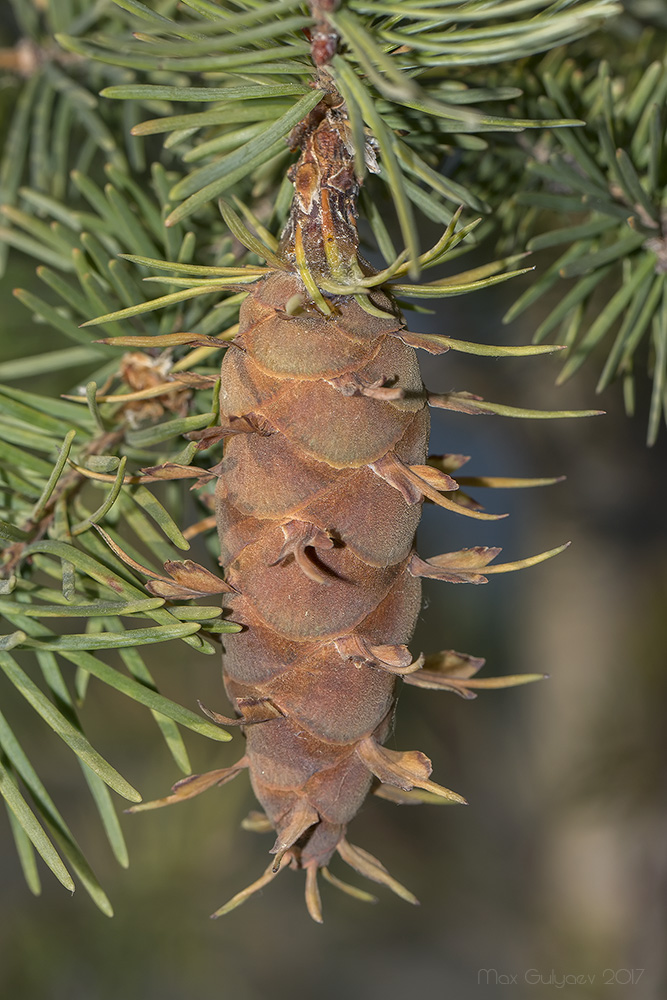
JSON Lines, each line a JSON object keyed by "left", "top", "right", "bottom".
{"left": 279, "top": 91, "right": 362, "bottom": 279}
{"left": 277, "top": 4, "right": 368, "bottom": 281}
{"left": 307, "top": 0, "right": 340, "bottom": 68}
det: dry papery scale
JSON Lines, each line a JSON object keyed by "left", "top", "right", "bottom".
{"left": 124, "top": 66, "right": 599, "bottom": 922}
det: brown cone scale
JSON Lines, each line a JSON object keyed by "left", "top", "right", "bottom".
{"left": 216, "top": 267, "right": 429, "bottom": 867}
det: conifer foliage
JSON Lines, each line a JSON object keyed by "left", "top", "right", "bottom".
{"left": 0, "top": 0, "right": 659, "bottom": 919}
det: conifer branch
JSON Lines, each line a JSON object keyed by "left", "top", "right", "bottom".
{"left": 0, "top": 0, "right": 658, "bottom": 914}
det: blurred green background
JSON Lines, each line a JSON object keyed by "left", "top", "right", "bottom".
{"left": 1, "top": 234, "right": 666, "bottom": 999}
